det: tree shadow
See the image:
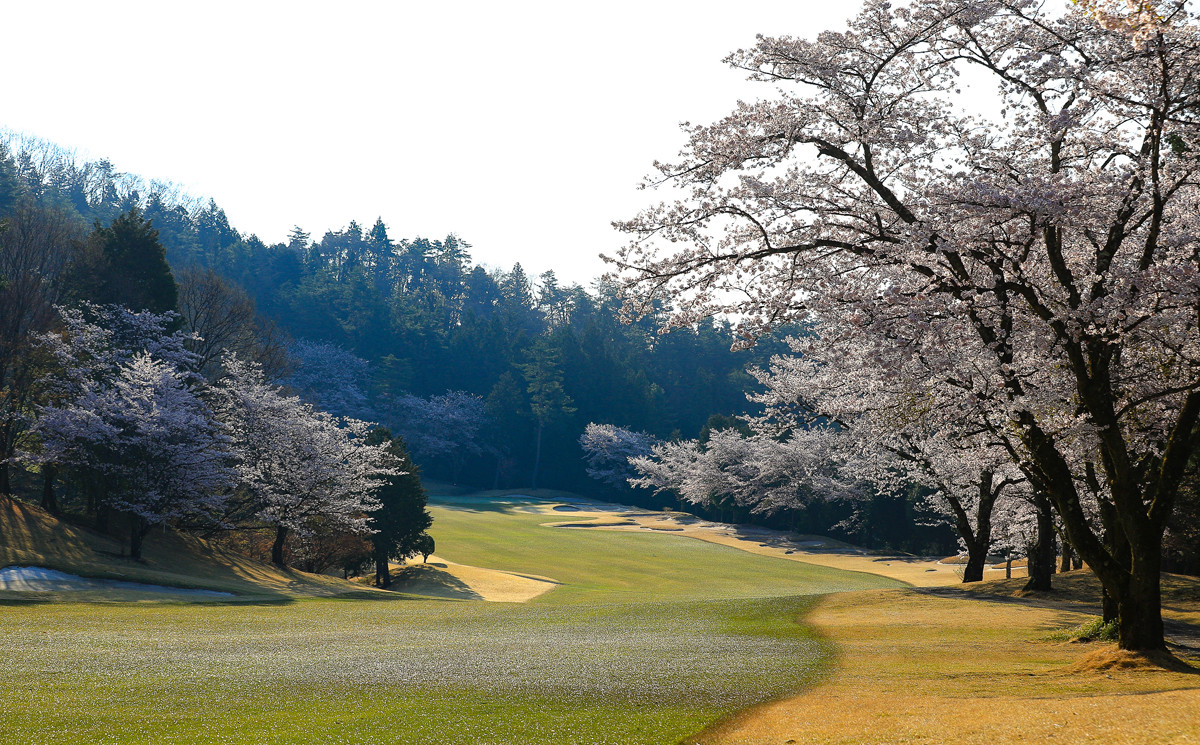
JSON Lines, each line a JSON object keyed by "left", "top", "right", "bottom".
{"left": 387, "top": 564, "right": 483, "bottom": 600}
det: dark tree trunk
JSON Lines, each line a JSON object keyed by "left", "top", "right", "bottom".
{"left": 1102, "top": 586, "right": 1118, "bottom": 624}
{"left": 1023, "top": 492, "right": 1055, "bottom": 592}
{"left": 530, "top": 421, "right": 544, "bottom": 490}
{"left": 271, "top": 525, "right": 288, "bottom": 567}
{"left": 962, "top": 545, "right": 988, "bottom": 583}
{"left": 96, "top": 503, "right": 111, "bottom": 534}
{"left": 1060, "top": 540, "right": 1073, "bottom": 573}
{"left": 1117, "top": 550, "right": 1165, "bottom": 649}
{"left": 129, "top": 517, "right": 149, "bottom": 560}
{"left": 950, "top": 471, "right": 998, "bottom": 584}
{"left": 375, "top": 552, "right": 391, "bottom": 588}
{"left": 40, "top": 465, "right": 59, "bottom": 515}
{"left": 0, "top": 460, "right": 9, "bottom": 495}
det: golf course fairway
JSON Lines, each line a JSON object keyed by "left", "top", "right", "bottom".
{"left": 0, "top": 492, "right": 901, "bottom": 744}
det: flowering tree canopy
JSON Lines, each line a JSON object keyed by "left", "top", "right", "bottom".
{"left": 213, "top": 354, "right": 397, "bottom": 566}
{"left": 286, "top": 339, "right": 373, "bottom": 419}
{"left": 33, "top": 306, "right": 231, "bottom": 558}
{"left": 613, "top": 0, "right": 1200, "bottom": 649}
{"left": 579, "top": 422, "right": 659, "bottom": 491}
{"left": 386, "top": 390, "right": 491, "bottom": 482}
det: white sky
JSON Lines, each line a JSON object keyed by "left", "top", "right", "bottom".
{"left": 2, "top": 1, "right": 858, "bottom": 285}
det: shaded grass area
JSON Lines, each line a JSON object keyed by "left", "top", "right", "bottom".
{"left": 0, "top": 498, "right": 369, "bottom": 600}
{"left": 0, "top": 492, "right": 904, "bottom": 744}
{"left": 696, "top": 583, "right": 1200, "bottom": 745}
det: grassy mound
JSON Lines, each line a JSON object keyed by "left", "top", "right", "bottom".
{"left": 1063, "top": 645, "right": 1198, "bottom": 674}
{"left": 0, "top": 497, "right": 375, "bottom": 600}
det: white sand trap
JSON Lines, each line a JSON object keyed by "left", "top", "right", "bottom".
{"left": 391, "top": 556, "right": 559, "bottom": 603}
{"left": 0, "top": 566, "right": 234, "bottom": 597}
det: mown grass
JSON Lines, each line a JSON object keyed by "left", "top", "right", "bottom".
{"left": 0, "top": 492, "right": 902, "bottom": 744}
{"left": 427, "top": 494, "right": 898, "bottom": 603}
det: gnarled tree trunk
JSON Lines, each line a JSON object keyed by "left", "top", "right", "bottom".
{"left": 271, "top": 525, "right": 289, "bottom": 567}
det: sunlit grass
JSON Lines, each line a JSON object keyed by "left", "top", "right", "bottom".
{"left": 0, "top": 492, "right": 904, "bottom": 744}
{"left": 426, "top": 495, "right": 898, "bottom": 603}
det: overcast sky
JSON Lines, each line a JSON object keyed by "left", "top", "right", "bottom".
{"left": 2, "top": 1, "right": 858, "bottom": 285}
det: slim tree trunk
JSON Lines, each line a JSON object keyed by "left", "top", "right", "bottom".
{"left": 271, "top": 525, "right": 289, "bottom": 567}
{"left": 96, "top": 503, "right": 111, "bottom": 534}
{"left": 40, "top": 465, "right": 59, "bottom": 516}
{"left": 1023, "top": 492, "right": 1055, "bottom": 592}
{"left": 0, "top": 460, "right": 9, "bottom": 496}
{"left": 1102, "top": 586, "right": 1118, "bottom": 624}
{"left": 531, "top": 421, "right": 544, "bottom": 490}
{"left": 375, "top": 551, "right": 391, "bottom": 588}
{"left": 129, "top": 517, "right": 149, "bottom": 560}
{"left": 1060, "top": 540, "right": 1073, "bottom": 573}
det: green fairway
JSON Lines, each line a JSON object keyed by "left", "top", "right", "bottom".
{"left": 427, "top": 495, "right": 898, "bottom": 603}
{"left": 0, "top": 493, "right": 903, "bottom": 744}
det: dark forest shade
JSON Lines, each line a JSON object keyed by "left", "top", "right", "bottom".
{"left": 90, "top": 208, "right": 178, "bottom": 315}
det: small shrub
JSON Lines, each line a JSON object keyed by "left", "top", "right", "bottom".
{"left": 1047, "top": 616, "right": 1119, "bottom": 643}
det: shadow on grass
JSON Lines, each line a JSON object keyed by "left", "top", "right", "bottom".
{"left": 387, "top": 564, "right": 483, "bottom": 600}
{"left": 915, "top": 574, "right": 1200, "bottom": 668}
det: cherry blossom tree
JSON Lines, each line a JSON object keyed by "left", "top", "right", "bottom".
{"left": 748, "top": 335, "right": 1034, "bottom": 583}
{"left": 613, "top": 0, "right": 1200, "bottom": 648}
{"left": 579, "top": 422, "right": 659, "bottom": 491}
{"left": 31, "top": 305, "right": 230, "bottom": 557}
{"left": 36, "top": 353, "right": 234, "bottom": 558}
{"left": 385, "top": 390, "right": 491, "bottom": 483}
{"left": 212, "top": 355, "right": 396, "bottom": 567}
{"left": 630, "top": 426, "right": 844, "bottom": 522}
{"left": 286, "top": 339, "right": 373, "bottom": 419}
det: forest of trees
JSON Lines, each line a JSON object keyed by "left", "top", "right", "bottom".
{"left": 0, "top": 145, "right": 433, "bottom": 576}
{"left": 0, "top": 130, "right": 960, "bottom": 556}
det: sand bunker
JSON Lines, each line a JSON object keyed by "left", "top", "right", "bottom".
{"left": 0, "top": 566, "right": 234, "bottom": 597}
{"left": 390, "top": 556, "right": 559, "bottom": 603}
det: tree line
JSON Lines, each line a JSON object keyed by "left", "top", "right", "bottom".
{"left": 0, "top": 186, "right": 431, "bottom": 582}
{"left": 0, "top": 131, "right": 965, "bottom": 556}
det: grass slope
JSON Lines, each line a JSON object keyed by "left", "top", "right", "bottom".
{"left": 0, "top": 498, "right": 377, "bottom": 600}
{"left": 0, "top": 492, "right": 902, "bottom": 744}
